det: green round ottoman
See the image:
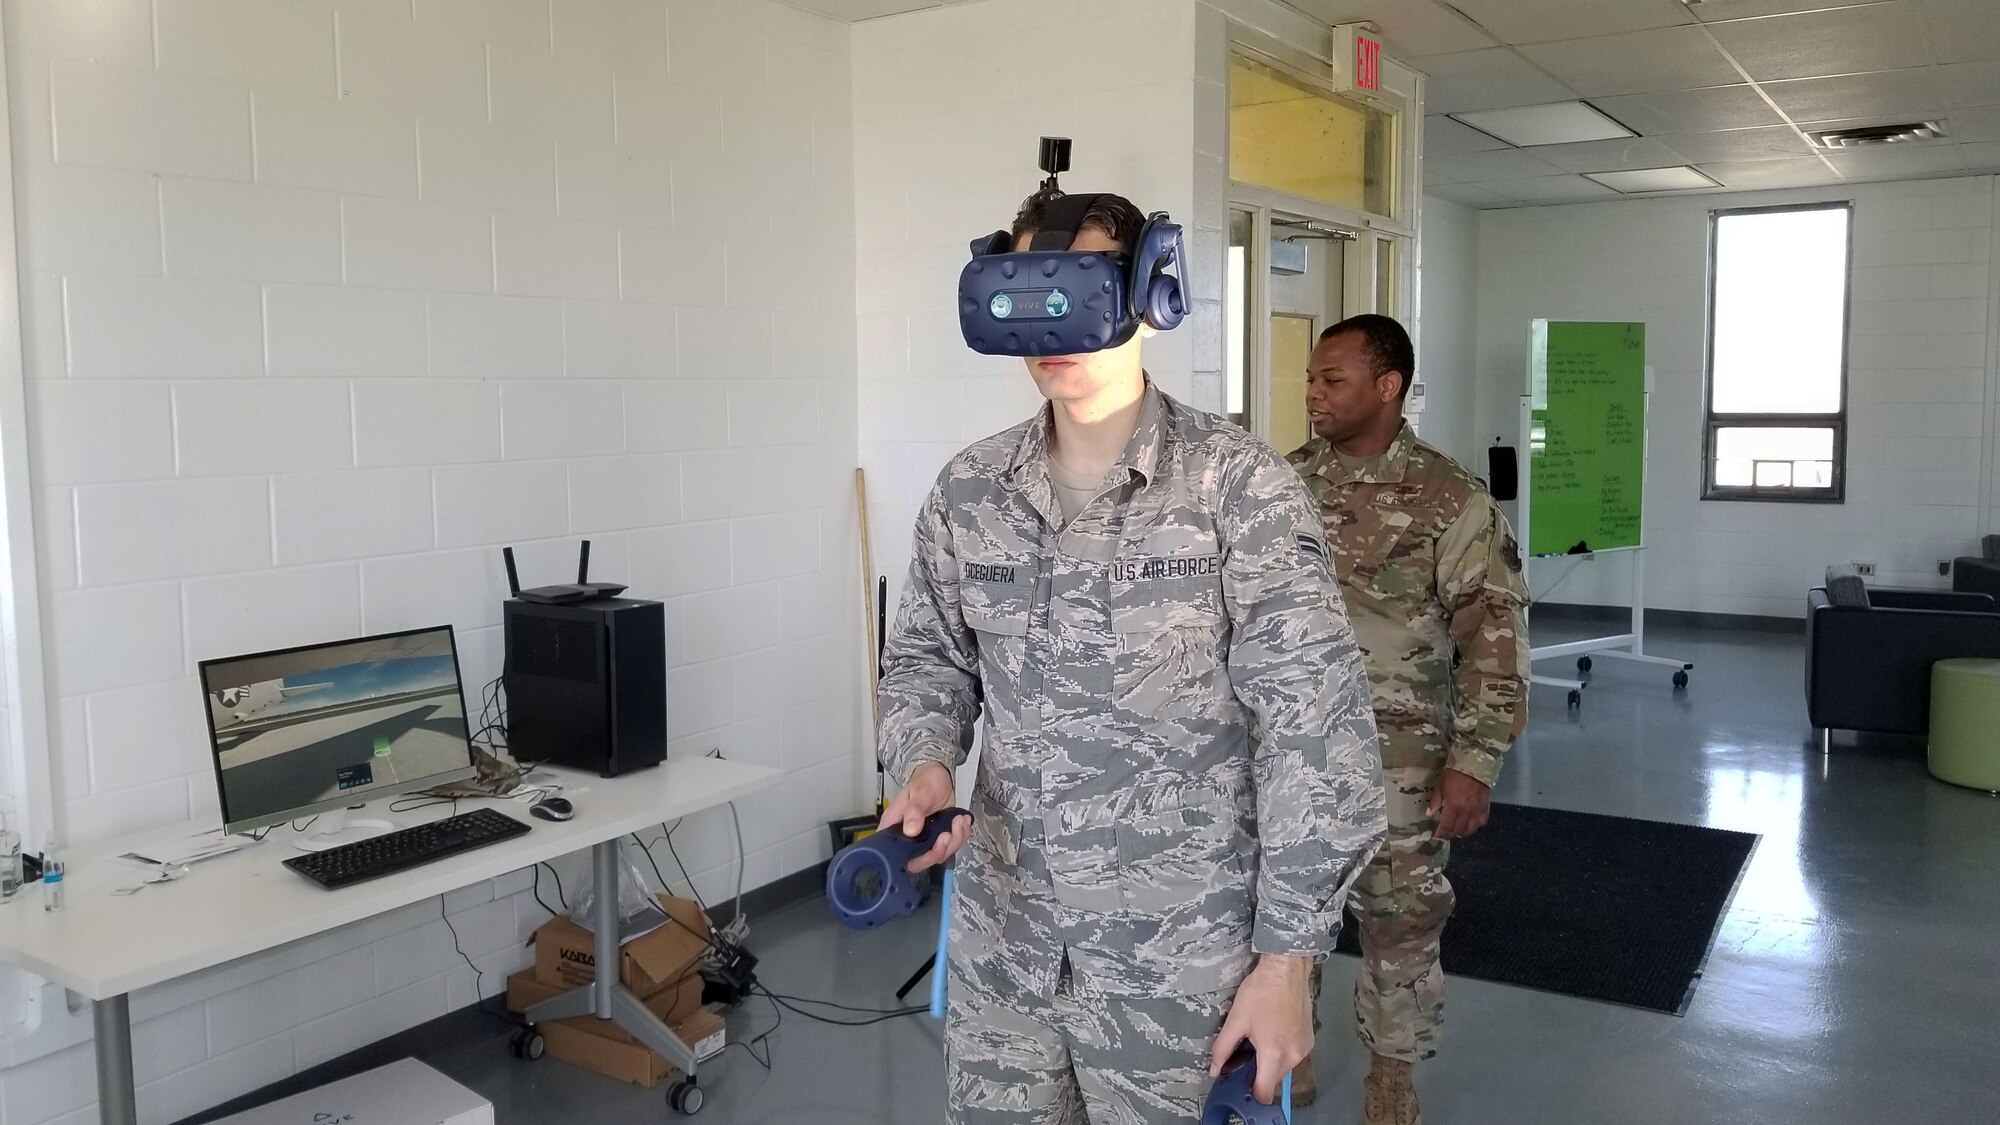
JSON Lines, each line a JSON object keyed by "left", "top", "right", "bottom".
{"left": 1929, "top": 658, "right": 2000, "bottom": 792}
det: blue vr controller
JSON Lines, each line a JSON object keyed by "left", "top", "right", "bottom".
{"left": 1203, "top": 1046, "right": 1289, "bottom": 1125}
{"left": 826, "top": 807, "right": 972, "bottom": 930}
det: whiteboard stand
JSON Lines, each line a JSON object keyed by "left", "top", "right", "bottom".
{"left": 1518, "top": 394, "right": 1692, "bottom": 711}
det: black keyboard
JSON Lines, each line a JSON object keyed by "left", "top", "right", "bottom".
{"left": 283, "top": 808, "right": 531, "bottom": 889}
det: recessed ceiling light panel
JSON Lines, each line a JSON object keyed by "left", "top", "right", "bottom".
{"left": 1584, "top": 166, "right": 1721, "bottom": 193}
{"left": 1449, "top": 102, "right": 1637, "bottom": 147}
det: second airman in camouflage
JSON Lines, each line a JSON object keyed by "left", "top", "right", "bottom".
{"left": 1286, "top": 314, "right": 1529, "bottom": 1125}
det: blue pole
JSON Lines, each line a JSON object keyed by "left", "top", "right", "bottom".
{"left": 929, "top": 868, "right": 953, "bottom": 1018}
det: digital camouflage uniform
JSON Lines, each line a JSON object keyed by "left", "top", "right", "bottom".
{"left": 1287, "top": 423, "right": 1528, "bottom": 1064}
{"left": 880, "top": 382, "right": 1387, "bottom": 1124}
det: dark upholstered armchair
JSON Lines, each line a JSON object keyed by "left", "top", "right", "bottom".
{"left": 1951, "top": 535, "right": 2000, "bottom": 600}
{"left": 1806, "top": 568, "right": 2000, "bottom": 751}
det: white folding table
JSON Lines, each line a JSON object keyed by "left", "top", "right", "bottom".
{"left": 0, "top": 756, "right": 781, "bottom": 1124}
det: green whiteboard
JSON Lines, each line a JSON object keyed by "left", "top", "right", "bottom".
{"left": 1528, "top": 320, "right": 1645, "bottom": 556}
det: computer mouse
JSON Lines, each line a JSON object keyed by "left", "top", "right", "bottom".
{"left": 530, "top": 797, "right": 574, "bottom": 822}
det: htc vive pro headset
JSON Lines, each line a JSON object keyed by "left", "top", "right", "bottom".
{"left": 958, "top": 137, "right": 1188, "bottom": 357}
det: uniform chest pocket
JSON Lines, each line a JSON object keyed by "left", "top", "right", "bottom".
{"left": 1106, "top": 559, "right": 1226, "bottom": 708}
{"left": 960, "top": 560, "right": 1034, "bottom": 637}
{"left": 1107, "top": 555, "right": 1225, "bottom": 634}
{"left": 1339, "top": 507, "right": 1429, "bottom": 593}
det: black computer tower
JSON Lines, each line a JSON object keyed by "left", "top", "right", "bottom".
{"left": 504, "top": 596, "right": 666, "bottom": 777}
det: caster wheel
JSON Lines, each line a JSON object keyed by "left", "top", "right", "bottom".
{"left": 1567, "top": 690, "right": 1582, "bottom": 709}
{"left": 510, "top": 1028, "right": 545, "bottom": 1061}
{"left": 1577, "top": 656, "right": 1593, "bottom": 673}
{"left": 1673, "top": 671, "right": 1689, "bottom": 689}
{"left": 668, "top": 1080, "right": 704, "bottom": 1115}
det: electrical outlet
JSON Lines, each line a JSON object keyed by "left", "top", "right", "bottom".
{"left": 1851, "top": 561, "right": 1876, "bottom": 577}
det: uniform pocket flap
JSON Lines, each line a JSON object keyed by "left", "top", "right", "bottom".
{"left": 1115, "top": 803, "right": 1239, "bottom": 868}
{"left": 960, "top": 559, "right": 1034, "bottom": 636}
{"left": 962, "top": 603, "right": 1029, "bottom": 636}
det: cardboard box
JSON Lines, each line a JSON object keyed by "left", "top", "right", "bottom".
{"left": 531, "top": 895, "right": 710, "bottom": 997}
{"left": 505, "top": 970, "right": 705, "bottom": 1033}
{"left": 208, "top": 1058, "right": 491, "bottom": 1124}
{"left": 536, "top": 1006, "right": 728, "bottom": 1089}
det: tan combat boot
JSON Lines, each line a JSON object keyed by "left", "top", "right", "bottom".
{"left": 1288, "top": 1055, "right": 1318, "bottom": 1107}
{"left": 1363, "top": 1054, "right": 1421, "bottom": 1125}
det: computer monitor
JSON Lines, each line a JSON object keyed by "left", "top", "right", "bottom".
{"left": 199, "top": 625, "right": 478, "bottom": 837}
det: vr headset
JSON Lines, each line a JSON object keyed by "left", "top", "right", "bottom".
{"left": 958, "top": 137, "right": 1189, "bottom": 357}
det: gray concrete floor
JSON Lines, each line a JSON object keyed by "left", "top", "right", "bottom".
{"left": 417, "top": 622, "right": 2000, "bottom": 1123}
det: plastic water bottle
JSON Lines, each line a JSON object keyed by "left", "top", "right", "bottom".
{"left": 41, "top": 849, "right": 63, "bottom": 911}
{"left": 0, "top": 829, "right": 20, "bottom": 901}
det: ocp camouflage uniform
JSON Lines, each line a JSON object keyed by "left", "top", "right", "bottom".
{"left": 1287, "top": 423, "right": 1528, "bottom": 1064}
{"left": 881, "top": 381, "right": 1387, "bottom": 1123}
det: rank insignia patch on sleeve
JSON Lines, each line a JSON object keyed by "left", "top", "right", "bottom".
{"left": 1297, "top": 534, "right": 1328, "bottom": 570}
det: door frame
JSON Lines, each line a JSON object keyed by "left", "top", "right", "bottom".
{"left": 1230, "top": 185, "right": 1411, "bottom": 446}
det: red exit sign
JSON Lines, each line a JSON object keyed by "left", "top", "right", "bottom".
{"left": 1354, "top": 31, "right": 1382, "bottom": 91}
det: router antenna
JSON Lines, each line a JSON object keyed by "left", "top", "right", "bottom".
{"left": 577, "top": 539, "right": 592, "bottom": 584}
{"left": 502, "top": 546, "right": 521, "bottom": 598}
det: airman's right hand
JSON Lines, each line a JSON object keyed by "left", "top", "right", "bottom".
{"left": 876, "top": 762, "right": 968, "bottom": 873}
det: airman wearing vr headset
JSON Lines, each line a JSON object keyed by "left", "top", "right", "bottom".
{"left": 875, "top": 140, "right": 1386, "bottom": 1123}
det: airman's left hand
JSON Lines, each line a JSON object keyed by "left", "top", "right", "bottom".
{"left": 1427, "top": 767, "right": 1491, "bottom": 841}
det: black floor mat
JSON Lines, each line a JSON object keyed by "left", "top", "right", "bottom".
{"left": 1333, "top": 802, "right": 1758, "bottom": 1014}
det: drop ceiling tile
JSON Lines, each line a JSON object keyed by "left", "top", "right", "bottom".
{"left": 1293, "top": 0, "right": 1497, "bottom": 58}
{"left": 1660, "top": 125, "right": 1818, "bottom": 162}
{"left": 1426, "top": 147, "right": 1565, "bottom": 184}
{"left": 1592, "top": 84, "right": 1786, "bottom": 133}
{"left": 1937, "top": 62, "right": 2000, "bottom": 109}
{"left": 1706, "top": 1, "right": 1932, "bottom": 82}
{"left": 1531, "top": 136, "right": 1689, "bottom": 172}
{"left": 1689, "top": 0, "right": 1889, "bottom": 17}
{"left": 1425, "top": 181, "right": 1510, "bottom": 207}
{"left": 1442, "top": 0, "right": 1694, "bottom": 46}
{"left": 1947, "top": 104, "right": 2000, "bottom": 143}
{"left": 1763, "top": 68, "right": 1946, "bottom": 124}
{"left": 840, "top": 0, "right": 947, "bottom": 16}
{"left": 1520, "top": 26, "right": 1743, "bottom": 98}
{"left": 1423, "top": 115, "right": 1512, "bottom": 156}
{"left": 1419, "top": 48, "right": 1581, "bottom": 114}
{"left": 1696, "top": 156, "right": 1842, "bottom": 188}
{"left": 1826, "top": 143, "right": 1968, "bottom": 179}
{"left": 1923, "top": 0, "right": 2000, "bottom": 66}
{"left": 1957, "top": 141, "right": 2000, "bottom": 173}
{"left": 1476, "top": 173, "right": 1623, "bottom": 203}
{"left": 773, "top": 0, "right": 847, "bottom": 15}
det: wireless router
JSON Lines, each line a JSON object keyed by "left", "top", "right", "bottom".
{"left": 501, "top": 540, "right": 628, "bottom": 605}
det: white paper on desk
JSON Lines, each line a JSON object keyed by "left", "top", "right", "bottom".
{"left": 111, "top": 835, "right": 256, "bottom": 869}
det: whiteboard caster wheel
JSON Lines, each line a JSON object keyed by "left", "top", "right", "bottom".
{"left": 668, "top": 1080, "right": 704, "bottom": 1115}
{"left": 1567, "top": 690, "right": 1582, "bottom": 710}
{"left": 510, "top": 1028, "right": 544, "bottom": 1061}
{"left": 1673, "top": 670, "right": 1689, "bottom": 689}
{"left": 1577, "top": 656, "right": 1593, "bottom": 673}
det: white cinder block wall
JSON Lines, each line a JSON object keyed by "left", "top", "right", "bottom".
{"left": 853, "top": 0, "right": 1202, "bottom": 614}
{"left": 1472, "top": 176, "right": 2000, "bottom": 618}
{"left": 0, "top": 1, "right": 861, "bottom": 1121}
